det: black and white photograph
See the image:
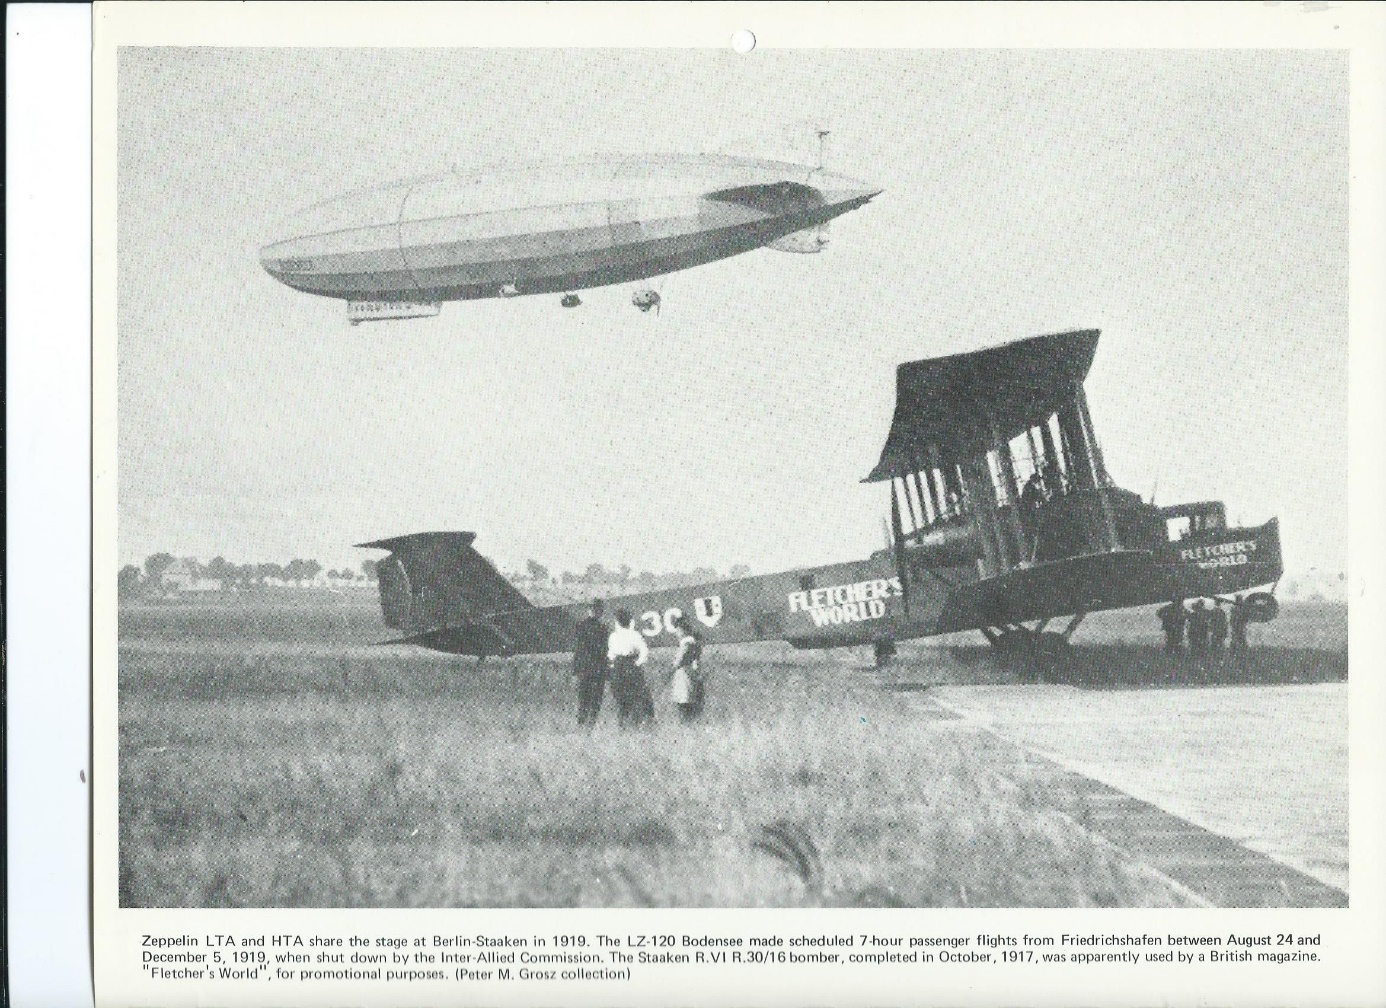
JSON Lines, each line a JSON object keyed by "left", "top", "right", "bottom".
{"left": 107, "top": 34, "right": 1358, "bottom": 917}
{"left": 69, "top": 2, "right": 1386, "bottom": 1004}
{"left": 52, "top": 8, "right": 1386, "bottom": 1008}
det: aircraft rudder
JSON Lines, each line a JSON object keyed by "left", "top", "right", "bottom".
{"left": 358, "top": 530, "right": 533, "bottom": 633}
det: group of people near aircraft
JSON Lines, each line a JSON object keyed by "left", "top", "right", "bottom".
{"left": 570, "top": 599, "right": 706, "bottom": 728}
{"left": 1157, "top": 596, "right": 1252, "bottom": 655}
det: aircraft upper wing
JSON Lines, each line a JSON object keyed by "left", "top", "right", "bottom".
{"left": 864, "top": 328, "right": 1100, "bottom": 482}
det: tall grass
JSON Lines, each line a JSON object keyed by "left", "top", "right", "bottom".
{"left": 120, "top": 646, "right": 1193, "bottom": 908}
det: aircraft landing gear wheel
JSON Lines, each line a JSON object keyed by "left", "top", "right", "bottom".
{"left": 873, "top": 640, "right": 897, "bottom": 668}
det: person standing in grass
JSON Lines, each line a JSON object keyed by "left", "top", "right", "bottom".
{"left": 571, "top": 599, "right": 610, "bottom": 727}
{"left": 1186, "top": 599, "right": 1210, "bottom": 654}
{"left": 1157, "top": 598, "right": 1187, "bottom": 653}
{"left": 607, "top": 608, "right": 652, "bottom": 728}
{"left": 1208, "top": 598, "right": 1229, "bottom": 653}
{"left": 667, "top": 614, "right": 705, "bottom": 724}
{"left": 1229, "top": 595, "right": 1250, "bottom": 652}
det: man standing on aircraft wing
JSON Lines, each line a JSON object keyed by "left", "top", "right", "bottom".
{"left": 1019, "top": 467, "right": 1048, "bottom": 556}
{"left": 572, "top": 600, "right": 610, "bottom": 727}
{"left": 608, "top": 608, "right": 652, "bottom": 728}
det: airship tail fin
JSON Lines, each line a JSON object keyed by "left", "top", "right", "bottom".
{"left": 357, "top": 531, "right": 534, "bottom": 634}
{"left": 768, "top": 222, "right": 830, "bottom": 254}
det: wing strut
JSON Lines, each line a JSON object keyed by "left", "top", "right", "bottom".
{"left": 1060, "top": 611, "right": 1086, "bottom": 641}
{"left": 889, "top": 479, "right": 910, "bottom": 616}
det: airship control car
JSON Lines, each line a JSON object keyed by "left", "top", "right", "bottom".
{"left": 259, "top": 153, "right": 879, "bottom": 322}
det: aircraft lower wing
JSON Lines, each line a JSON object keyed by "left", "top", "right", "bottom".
{"left": 941, "top": 523, "right": 1282, "bottom": 633}
{"left": 944, "top": 551, "right": 1156, "bottom": 631}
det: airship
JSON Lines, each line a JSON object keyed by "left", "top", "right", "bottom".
{"left": 258, "top": 153, "right": 880, "bottom": 323}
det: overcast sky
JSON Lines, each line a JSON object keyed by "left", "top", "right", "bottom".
{"left": 117, "top": 48, "right": 1347, "bottom": 580}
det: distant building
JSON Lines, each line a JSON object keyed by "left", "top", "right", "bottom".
{"left": 160, "top": 559, "right": 220, "bottom": 593}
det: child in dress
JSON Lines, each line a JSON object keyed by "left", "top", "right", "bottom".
{"left": 668, "top": 614, "right": 705, "bottom": 724}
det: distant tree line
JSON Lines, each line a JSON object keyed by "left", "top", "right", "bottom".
{"left": 508, "top": 559, "right": 753, "bottom": 603}
{"left": 119, "top": 550, "right": 752, "bottom": 601}
{"left": 1279, "top": 570, "right": 1347, "bottom": 602}
{"left": 118, "top": 552, "right": 379, "bottom": 597}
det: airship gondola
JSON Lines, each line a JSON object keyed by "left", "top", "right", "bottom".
{"left": 258, "top": 154, "right": 879, "bottom": 322}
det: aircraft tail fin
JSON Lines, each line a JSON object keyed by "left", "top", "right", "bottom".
{"left": 357, "top": 531, "right": 533, "bottom": 634}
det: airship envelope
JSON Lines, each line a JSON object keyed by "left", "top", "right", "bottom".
{"left": 259, "top": 154, "right": 879, "bottom": 313}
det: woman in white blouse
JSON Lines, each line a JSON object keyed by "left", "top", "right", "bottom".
{"left": 607, "top": 608, "right": 653, "bottom": 727}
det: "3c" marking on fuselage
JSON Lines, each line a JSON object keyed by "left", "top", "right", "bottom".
{"left": 639, "top": 607, "right": 684, "bottom": 637}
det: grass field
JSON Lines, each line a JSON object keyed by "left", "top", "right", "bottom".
{"left": 118, "top": 589, "right": 1351, "bottom": 652}
{"left": 118, "top": 592, "right": 1347, "bottom": 908}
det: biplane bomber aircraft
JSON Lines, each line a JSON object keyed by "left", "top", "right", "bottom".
{"left": 361, "top": 330, "right": 1282, "bottom": 676}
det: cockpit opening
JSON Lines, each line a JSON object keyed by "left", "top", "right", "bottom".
{"left": 1160, "top": 502, "right": 1227, "bottom": 541}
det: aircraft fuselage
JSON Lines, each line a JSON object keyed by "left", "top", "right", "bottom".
{"left": 379, "top": 505, "right": 1282, "bottom": 658}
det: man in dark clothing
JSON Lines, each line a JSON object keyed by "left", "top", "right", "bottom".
{"left": 572, "top": 600, "right": 609, "bottom": 726}
{"left": 1208, "top": 599, "right": 1229, "bottom": 653}
{"left": 1229, "top": 594, "right": 1250, "bottom": 652}
{"left": 1186, "top": 599, "right": 1210, "bottom": 654}
{"left": 1157, "top": 599, "right": 1187, "bottom": 653}
{"left": 1019, "top": 469, "right": 1047, "bottom": 556}
{"left": 1020, "top": 468, "right": 1047, "bottom": 510}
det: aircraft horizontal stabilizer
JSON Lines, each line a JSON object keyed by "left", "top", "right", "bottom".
{"left": 370, "top": 623, "right": 509, "bottom": 657}
{"left": 370, "top": 634, "right": 432, "bottom": 647}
